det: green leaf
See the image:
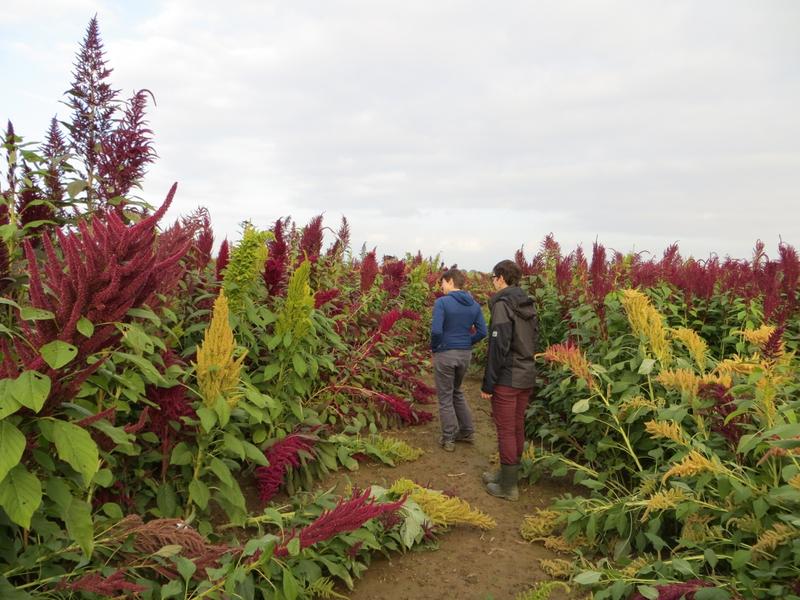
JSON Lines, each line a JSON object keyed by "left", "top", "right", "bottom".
{"left": 66, "top": 180, "right": 86, "bottom": 198}
{"left": 196, "top": 406, "right": 217, "bottom": 433}
{"left": 40, "top": 340, "right": 78, "bottom": 369}
{"left": 126, "top": 307, "right": 161, "bottom": 325}
{"left": 92, "top": 468, "right": 114, "bottom": 487}
{"left": 572, "top": 398, "right": 590, "bottom": 414}
{"left": 243, "top": 441, "right": 268, "bottom": 466}
{"left": 114, "top": 352, "right": 165, "bottom": 384}
{"left": 19, "top": 307, "right": 55, "bottom": 321}
{"left": 0, "top": 465, "right": 42, "bottom": 528}
{"left": 52, "top": 420, "right": 99, "bottom": 486}
{"left": 0, "top": 421, "right": 25, "bottom": 484}
{"left": 9, "top": 371, "right": 51, "bottom": 413}
{"left": 731, "top": 549, "right": 751, "bottom": 570}
{"left": 154, "top": 544, "right": 183, "bottom": 558}
{"left": 573, "top": 570, "right": 602, "bottom": 585}
{"left": 65, "top": 497, "right": 94, "bottom": 557}
{"left": 638, "top": 358, "right": 656, "bottom": 375}
{"left": 0, "top": 380, "right": 22, "bottom": 419}
{"left": 694, "top": 590, "right": 731, "bottom": 600}
{"left": 287, "top": 536, "right": 301, "bottom": 556}
{"left": 209, "top": 457, "right": 234, "bottom": 487}
{"left": 160, "top": 578, "right": 184, "bottom": 598}
{"left": 636, "top": 586, "right": 659, "bottom": 600}
{"left": 223, "top": 433, "right": 245, "bottom": 459}
{"left": 76, "top": 317, "right": 94, "bottom": 338}
{"left": 282, "top": 566, "right": 299, "bottom": 600}
{"left": 189, "top": 479, "right": 210, "bottom": 509}
{"left": 170, "top": 443, "right": 194, "bottom": 466}
{"left": 704, "top": 548, "right": 718, "bottom": 568}
{"left": 175, "top": 555, "right": 196, "bottom": 581}
{"left": 291, "top": 354, "right": 307, "bottom": 376}
{"left": 45, "top": 477, "right": 72, "bottom": 513}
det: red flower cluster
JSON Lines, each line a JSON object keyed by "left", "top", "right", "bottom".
{"left": 215, "top": 238, "right": 229, "bottom": 282}
{"left": 374, "top": 392, "right": 433, "bottom": 425}
{"left": 360, "top": 250, "right": 379, "bottom": 292}
{"left": 59, "top": 570, "right": 146, "bottom": 595}
{"left": 380, "top": 259, "right": 407, "bottom": 297}
{"left": 273, "top": 488, "right": 406, "bottom": 557}
{"left": 263, "top": 217, "right": 289, "bottom": 296}
{"left": 299, "top": 214, "right": 324, "bottom": 263}
{"left": 314, "top": 288, "right": 340, "bottom": 309}
{"left": 255, "top": 433, "right": 316, "bottom": 503}
{"left": 628, "top": 579, "right": 712, "bottom": 600}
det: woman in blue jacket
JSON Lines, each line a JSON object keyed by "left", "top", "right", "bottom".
{"left": 431, "top": 268, "right": 487, "bottom": 451}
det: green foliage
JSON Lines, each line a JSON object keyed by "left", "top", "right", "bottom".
{"left": 223, "top": 222, "right": 272, "bottom": 315}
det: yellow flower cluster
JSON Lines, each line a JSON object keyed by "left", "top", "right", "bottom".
{"left": 275, "top": 260, "right": 314, "bottom": 347}
{"left": 620, "top": 289, "right": 672, "bottom": 365}
{"left": 515, "top": 581, "right": 571, "bottom": 600}
{"left": 194, "top": 290, "right": 247, "bottom": 407}
{"left": 389, "top": 479, "right": 496, "bottom": 530}
{"left": 752, "top": 523, "right": 799, "bottom": 556}
{"left": 741, "top": 325, "right": 776, "bottom": 346}
{"left": 641, "top": 487, "right": 689, "bottom": 520}
{"left": 671, "top": 327, "right": 708, "bottom": 371}
{"left": 662, "top": 450, "right": 723, "bottom": 483}
{"left": 657, "top": 369, "right": 732, "bottom": 397}
{"left": 621, "top": 555, "right": 652, "bottom": 577}
{"left": 644, "top": 420, "right": 686, "bottom": 445}
{"left": 538, "top": 558, "right": 573, "bottom": 579}
{"left": 370, "top": 435, "right": 423, "bottom": 463}
{"left": 520, "top": 509, "right": 561, "bottom": 540}
{"left": 222, "top": 223, "right": 272, "bottom": 315}
{"left": 619, "top": 395, "right": 662, "bottom": 417}
{"left": 679, "top": 513, "right": 719, "bottom": 545}
{"left": 788, "top": 474, "right": 800, "bottom": 490}
{"left": 537, "top": 343, "right": 598, "bottom": 391}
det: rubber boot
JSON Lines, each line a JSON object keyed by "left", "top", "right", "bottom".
{"left": 481, "top": 470, "right": 499, "bottom": 485}
{"left": 485, "top": 464, "right": 519, "bottom": 501}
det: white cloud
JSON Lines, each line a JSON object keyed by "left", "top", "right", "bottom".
{"left": 2, "top": 0, "right": 799, "bottom": 270}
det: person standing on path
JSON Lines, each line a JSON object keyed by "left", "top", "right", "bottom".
{"left": 431, "top": 268, "right": 487, "bottom": 452}
{"left": 480, "top": 260, "right": 538, "bottom": 501}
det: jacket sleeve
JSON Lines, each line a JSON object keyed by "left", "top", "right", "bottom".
{"left": 471, "top": 306, "right": 487, "bottom": 345}
{"left": 430, "top": 298, "right": 444, "bottom": 352}
{"left": 482, "top": 301, "right": 513, "bottom": 394}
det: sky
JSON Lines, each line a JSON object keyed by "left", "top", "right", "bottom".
{"left": 1, "top": 0, "right": 799, "bottom": 270}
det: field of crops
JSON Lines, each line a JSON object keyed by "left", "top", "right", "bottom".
{"left": 1, "top": 17, "right": 799, "bottom": 600}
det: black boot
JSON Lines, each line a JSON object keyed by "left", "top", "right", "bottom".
{"left": 481, "top": 469, "right": 499, "bottom": 484}
{"left": 485, "top": 464, "right": 519, "bottom": 501}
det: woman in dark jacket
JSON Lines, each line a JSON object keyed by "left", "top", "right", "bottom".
{"left": 480, "top": 260, "right": 538, "bottom": 500}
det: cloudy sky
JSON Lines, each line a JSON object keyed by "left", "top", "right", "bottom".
{"left": 2, "top": 1, "right": 799, "bottom": 270}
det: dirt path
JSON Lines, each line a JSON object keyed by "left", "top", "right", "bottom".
{"left": 324, "top": 376, "right": 576, "bottom": 600}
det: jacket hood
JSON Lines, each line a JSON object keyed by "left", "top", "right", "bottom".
{"left": 491, "top": 286, "right": 536, "bottom": 319}
{"left": 448, "top": 290, "right": 476, "bottom": 306}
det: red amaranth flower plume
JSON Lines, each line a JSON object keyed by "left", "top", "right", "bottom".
{"left": 273, "top": 488, "right": 406, "bottom": 557}
{"left": 381, "top": 259, "right": 407, "bottom": 297}
{"left": 96, "top": 89, "right": 156, "bottom": 208}
{"left": 374, "top": 392, "right": 433, "bottom": 425}
{"left": 698, "top": 382, "right": 748, "bottom": 448}
{"left": 215, "top": 238, "right": 229, "bottom": 281}
{"left": 40, "top": 116, "right": 68, "bottom": 213}
{"left": 264, "top": 218, "right": 288, "bottom": 295}
{"left": 314, "top": 288, "right": 340, "bottom": 309}
{"left": 17, "top": 163, "right": 55, "bottom": 241}
{"left": 147, "top": 384, "right": 195, "bottom": 477}
{"left": 0, "top": 184, "right": 188, "bottom": 414}
{"left": 299, "top": 214, "right": 324, "bottom": 263}
{"left": 255, "top": 433, "right": 316, "bottom": 503}
{"left": 360, "top": 249, "right": 379, "bottom": 292}
{"left": 60, "top": 570, "right": 146, "bottom": 595}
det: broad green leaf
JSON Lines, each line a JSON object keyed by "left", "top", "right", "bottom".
{"left": 76, "top": 317, "right": 94, "bottom": 338}
{"left": 243, "top": 441, "right": 268, "bottom": 466}
{"left": 572, "top": 398, "right": 590, "bottom": 414}
{"left": 222, "top": 433, "right": 245, "bottom": 459}
{"left": 637, "top": 586, "right": 659, "bottom": 600}
{"left": 175, "top": 555, "right": 196, "bottom": 581}
{"left": 573, "top": 570, "right": 602, "bottom": 585}
{"left": 196, "top": 406, "right": 217, "bottom": 433}
{"left": 40, "top": 340, "right": 78, "bottom": 369}
{"left": 209, "top": 457, "right": 234, "bottom": 487}
{"left": 291, "top": 354, "right": 307, "bottom": 376}
{"left": 0, "top": 465, "right": 42, "bottom": 528}
{"left": 0, "top": 421, "right": 25, "bottom": 484}
{"left": 65, "top": 497, "right": 94, "bottom": 557}
{"left": 731, "top": 549, "right": 751, "bottom": 570}
{"left": 0, "top": 380, "right": 22, "bottom": 419}
{"left": 160, "top": 578, "right": 184, "bottom": 598}
{"left": 9, "top": 371, "right": 51, "bottom": 413}
{"left": 282, "top": 567, "right": 299, "bottom": 600}
{"left": 286, "top": 537, "right": 300, "bottom": 556}
{"left": 262, "top": 363, "right": 280, "bottom": 381}
{"left": 45, "top": 477, "right": 73, "bottom": 513}
{"left": 154, "top": 544, "right": 183, "bottom": 558}
{"left": 52, "top": 420, "right": 99, "bottom": 485}
{"left": 114, "top": 352, "right": 165, "bottom": 384}
{"left": 126, "top": 307, "right": 161, "bottom": 325}
{"left": 188, "top": 479, "right": 210, "bottom": 509}
{"left": 19, "top": 307, "right": 55, "bottom": 321}
{"left": 637, "top": 358, "right": 656, "bottom": 375}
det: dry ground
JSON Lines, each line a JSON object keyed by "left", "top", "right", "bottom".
{"left": 321, "top": 375, "right": 577, "bottom": 600}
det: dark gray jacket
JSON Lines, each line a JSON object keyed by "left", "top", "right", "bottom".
{"left": 481, "top": 286, "right": 538, "bottom": 393}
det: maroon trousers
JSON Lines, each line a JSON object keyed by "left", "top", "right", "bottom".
{"left": 491, "top": 385, "right": 532, "bottom": 465}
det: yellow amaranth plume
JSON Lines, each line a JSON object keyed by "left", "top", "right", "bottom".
{"left": 741, "top": 325, "right": 776, "bottom": 346}
{"left": 537, "top": 343, "right": 598, "bottom": 391}
{"left": 538, "top": 558, "right": 573, "bottom": 579}
{"left": 715, "top": 355, "right": 761, "bottom": 378}
{"left": 752, "top": 523, "right": 799, "bottom": 556}
{"left": 662, "top": 450, "right": 724, "bottom": 483}
{"left": 657, "top": 369, "right": 700, "bottom": 397}
{"left": 520, "top": 509, "right": 561, "bottom": 540}
{"left": 370, "top": 435, "right": 423, "bottom": 462}
{"left": 679, "top": 513, "right": 719, "bottom": 544}
{"left": 671, "top": 327, "right": 708, "bottom": 371}
{"left": 641, "top": 487, "right": 690, "bottom": 521}
{"left": 194, "top": 290, "right": 247, "bottom": 407}
{"left": 389, "top": 479, "right": 496, "bottom": 530}
{"left": 620, "top": 289, "right": 672, "bottom": 365}
{"left": 644, "top": 420, "right": 687, "bottom": 445}
{"left": 787, "top": 475, "right": 800, "bottom": 490}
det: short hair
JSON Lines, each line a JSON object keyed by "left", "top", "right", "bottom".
{"left": 440, "top": 268, "right": 466, "bottom": 288}
{"left": 492, "top": 260, "right": 521, "bottom": 286}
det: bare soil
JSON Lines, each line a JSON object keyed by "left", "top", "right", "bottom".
{"left": 323, "top": 375, "right": 577, "bottom": 600}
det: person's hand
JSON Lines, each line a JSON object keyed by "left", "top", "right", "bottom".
{"left": 480, "top": 391, "right": 492, "bottom": 400}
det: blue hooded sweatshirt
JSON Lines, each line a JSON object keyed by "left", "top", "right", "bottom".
{"left": 431, "top": 290, "right": 487, "bottom": 353}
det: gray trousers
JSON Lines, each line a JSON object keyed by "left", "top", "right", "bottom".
{"left": 433, "top": 349, "right": 474, "bottom": 442}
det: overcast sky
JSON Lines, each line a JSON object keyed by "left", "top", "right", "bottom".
{"left": 2, "top": 1, "right": 799, "bottom": 270}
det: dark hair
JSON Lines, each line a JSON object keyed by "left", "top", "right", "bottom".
{"left": 440, "top": 268, "right": 466, "bottom": 289}
{"left": 492, "top": 260, "right": 521, "bottom": 286}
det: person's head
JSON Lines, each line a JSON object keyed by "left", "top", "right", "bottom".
{"left": 440, "top": 268, "right": 466, "bottom": 293}
{"left": 491, "top": 260, "right": 521, "bottom": 289}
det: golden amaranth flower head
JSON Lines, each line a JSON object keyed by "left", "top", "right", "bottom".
{"left": 620, "top": 289, "right": 672, "bottom": 366}
{"left": 194, "top": 290, "right": 247, "bottom": 407}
